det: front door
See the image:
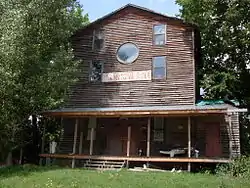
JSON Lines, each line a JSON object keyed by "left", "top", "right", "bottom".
{"left": 205, "top": 123, "right": 221, "bottom": 157}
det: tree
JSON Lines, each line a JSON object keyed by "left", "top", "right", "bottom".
{"left": 176, "top": 0, "right": 250, "bottom": 103}
{"left": 176, "top": 0, "right": 250, "bottom": 153}
{"left": 0, "top": 0, "right": 89, "bottom": 164}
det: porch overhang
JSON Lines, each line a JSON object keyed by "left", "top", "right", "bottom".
{"left": 42, "top": 105, "right": 247, "bottom": 117}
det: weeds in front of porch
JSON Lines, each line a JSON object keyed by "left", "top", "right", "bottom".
{"left": 216, "top": 156, "right": 250, "bottom": 178}
{"left": 0, "top": 165, "right": 249, "bottom": 188}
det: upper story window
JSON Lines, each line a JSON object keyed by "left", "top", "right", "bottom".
{"left": 153, "top": 24, "right": 166, "bottom": 45}
{"left": 117, "top": 42, "right": 139, "bottom": 64}
{"left": 152, "top": 56, "right": 167, "bottom": 80}
{"left": 89, "top": 60, "right": 103, "bottom": 82}
{"left": 92, "top": 29, "right": 104, "bottom": 50}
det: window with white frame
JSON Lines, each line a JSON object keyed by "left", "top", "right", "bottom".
{"left": 89, "top": 60, "right": 103, "bottom": 82}
{"left": 92, "top": 29, "right": 105, "bottom": 50}
{"left": 153, "top": 24, "right": 166, "bottom": 45}
{"left": 152, "top": 56, "right": 167, "bottom": 79}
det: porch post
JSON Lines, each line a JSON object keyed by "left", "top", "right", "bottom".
{"left": 188, "top": 116, "right": 191, "bottom": 172}
{"left": 39, "top": 123, "right": 46, "bottom": 165}
{"left": 89, "top": 128, "right": 94, "bottom": 155}
{"left": 147, "top": 117, "right": 151, "bottom": 157}
{"left": 127, "top": 126, "right": 131, "bottom": 157}
{"left": 79, "top": 132, "right": 83, "bottom": 154}
{"left": 72, "top": 118, "right": 78, "bottom": 168}
{"left": 228, "top": 113, "right": 233, "bottom": 159}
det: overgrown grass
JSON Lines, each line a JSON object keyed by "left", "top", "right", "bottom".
{"left": 0, "top": 165, "right": 249, "bottom": 188}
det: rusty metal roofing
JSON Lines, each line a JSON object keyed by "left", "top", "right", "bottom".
{"left": 41, "top": 103, "right": 249, "bottom": 117}
{"left": 46, "top": 104, "right": 231, "bottom": 113}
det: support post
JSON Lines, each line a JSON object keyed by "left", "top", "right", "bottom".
{"left": 39, "top": 124, "right": 46, "bottom": 165}
{"left": 79, "top": 132, "right": 83, "bottom": 154}
{"left": 188, "top": 116, "right": 191, "bottom": 172}
{"left": 126, "top": 125, "right": 131, "bottom": 168}
{"left": 89, "top": 128, "right": 94, "bottom": 155}
{"left": 228, "top": 113, "right": 233, "bottom": 159}
{"left": 127, "top": 126, "right": 131, "bottom": 157}
{"left": 19, "top": 148, "right": 23, "bottom": 165}
{"left": 72, "top": 118, "right": 78, "bottom": 168}
{"left": 147, "top": 117, "right": 151, "bottom": 157}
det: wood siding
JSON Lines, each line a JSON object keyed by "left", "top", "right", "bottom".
{"left": 67, "top": 7, "right": 195, "bottom": 108}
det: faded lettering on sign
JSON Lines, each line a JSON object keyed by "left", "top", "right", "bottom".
{"left": 102, "top": 70, "right": 151, "bottom": 82}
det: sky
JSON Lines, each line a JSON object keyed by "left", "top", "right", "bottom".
{"left": 80, "top": 0, "right": 180, "bottom": 21}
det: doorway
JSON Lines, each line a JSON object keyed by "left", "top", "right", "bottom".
{"left": 205, "top": 123, "right": 221, "bottom": 157}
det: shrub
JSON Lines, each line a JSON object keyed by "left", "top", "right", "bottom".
{"left": 216, "top": 156, "right": 250, "bottom": 177}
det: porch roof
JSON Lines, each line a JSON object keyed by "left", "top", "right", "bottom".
{"left": 42, "top": 104, "right": 247, "bottom": 117}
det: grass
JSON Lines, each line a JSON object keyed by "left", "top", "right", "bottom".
{"left": 0, "top": 165, "right": 249, "bottom": 188}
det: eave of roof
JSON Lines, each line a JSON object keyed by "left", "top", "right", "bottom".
{"left": 42, "top": 104, "right": 247, "bottom": 117}
{"left": 74, "top": 3, "right": 196, "bottom": 36}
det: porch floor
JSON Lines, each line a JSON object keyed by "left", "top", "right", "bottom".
{"left": 39, "top": 154, "right": 231, "bottom": 163}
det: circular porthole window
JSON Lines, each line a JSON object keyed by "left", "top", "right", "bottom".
{"left": 116, "top": 42, "right": 139, "bottom": 64}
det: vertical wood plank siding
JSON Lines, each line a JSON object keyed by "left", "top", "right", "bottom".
{"left": 230, "top": 113, "right": 240, "bottom": 157}
{"left": 67, "top": 7, "right": 195, "bottom": 108}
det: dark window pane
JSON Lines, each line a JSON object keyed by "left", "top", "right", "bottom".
{"left": 90, "top": 61, "right": 102, "bottom": 82}
{"left": 154, "top": 34, "right": 165, "bottom": 45}
{"left": 153, "top": 57, "right": 166, "bottom": 67}
{"left": 153, "top": 67, "right": 166, "bottom": 79}
{"left": 94, "top": 30, "right": 104, "bottom": 50}
{"left": 94, "top": 39, "right": 104, "bottom": 50}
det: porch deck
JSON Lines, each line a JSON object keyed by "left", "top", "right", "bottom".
{"left": 39, "top": 154, "right": 231, "bottom": 163}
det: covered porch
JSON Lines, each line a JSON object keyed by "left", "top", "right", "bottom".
{"left": 39, "top": 104, "right": 243, "bottom": 171}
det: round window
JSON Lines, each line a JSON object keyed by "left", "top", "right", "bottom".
{"left": 116, "top": 43, "right": 139, "bottom": 64}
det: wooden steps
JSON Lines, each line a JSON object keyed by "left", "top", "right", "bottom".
{"left": 83, "top": 159, "right": 126, "bottom": 170}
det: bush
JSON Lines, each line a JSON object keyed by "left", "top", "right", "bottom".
{"left": 216, "top": 156, "right": 250, "bottom": 177}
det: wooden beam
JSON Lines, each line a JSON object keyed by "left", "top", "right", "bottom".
{"left": 228, "top": 113, "right": 233, "bottom": 159}
{"left": 79, "top": 132, "right": 83, "bottom": 154}
{"left": 72, "top": 118, "right": 78, "bottom": 168}
{"left": 127, "top": 126, "right": 131, "bottom": 157}
{"left": 19, "top": 148, "right": 23, "bottom": 165}
{"left": 188, "top": 116, "right": 191, "bottom": 172}
{"left": 39, "top": 124, "right": 46, "bottom": 165}
{"left": 89, "top": 128, "right": 94, "bottom": 155}
{"left": 39, "top": 154, "right": 231, "bottom": 163}
{"left": 43, "top": 109, "right": 227, "bottom": 117}
{"left": 147, "top": 117, "right": 151, "bottom": 157}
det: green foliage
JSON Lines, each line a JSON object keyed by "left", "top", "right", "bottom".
{"left": 0, "top": 0, "right": 89, "bottom": 160}
{"left": 216, "top": 156, "right": 250, "bottom": 178}
{"left": 176, "top": 0, "right": 250, "bottom": 154}
{"left": 176, "top": 0, "right": 250, "bottom": 104}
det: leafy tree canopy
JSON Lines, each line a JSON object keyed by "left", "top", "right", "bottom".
{"left": 0, "top": 0, "right": 89, "bottom": 162}
{"left": 176, "top": 0, "right": 250, "bottom": 106}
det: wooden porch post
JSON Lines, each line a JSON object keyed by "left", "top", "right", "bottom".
{"left": 127, "top": 126, "right": 131, "bottom": 157}
{"left": 72, "top": 118, "right": 78, "bottom": 168}
{"left": 89, "top": 128, "right": 94, "bottom": 155}
{"left": 228, "top": 113, "right": 233, "bottom": 159}
{"left": 79, "top": 132, "right": 83, "bottom": 154}
{"left": 126, "top": 125, "right": 131, "bottom": 168}
{"left": 39, "top": 123, "right": 46, "bottom": 165}
{"left": 188, "top": 116, "right": 191, "bottom": 172}
{"left": 147, "top": 117, "right": 151, "bottom": 157}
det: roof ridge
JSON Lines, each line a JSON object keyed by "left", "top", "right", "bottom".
{"left": 73, "top": 3, "right": 195, "bottom": 36}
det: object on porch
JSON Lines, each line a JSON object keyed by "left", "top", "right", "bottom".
{"left": 159, "top": 146, "right": 199, "bottom": 158}
{"left": 49, "top": 141, "right": 57, "bottom": 154}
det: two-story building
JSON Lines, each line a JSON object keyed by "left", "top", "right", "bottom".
{"left": 40, "top": 4, "right": 247, "bottom": 171}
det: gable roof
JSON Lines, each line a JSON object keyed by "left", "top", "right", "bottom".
{"left": 79, "top": 4, "right": 195, "bottom": 32}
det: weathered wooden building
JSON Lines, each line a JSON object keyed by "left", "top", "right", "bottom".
{"left": 40, "top": 4, "right": 247, "bottom": 171}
